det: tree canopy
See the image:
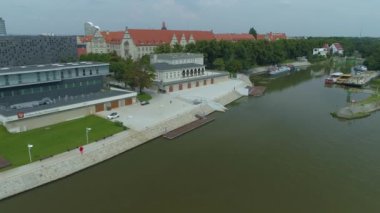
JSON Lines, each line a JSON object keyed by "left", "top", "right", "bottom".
{"left": 249, "top": 27, "right": 257, "bottom": 38}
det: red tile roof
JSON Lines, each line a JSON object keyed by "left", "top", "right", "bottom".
{"left": 332, "top": 43, "right": 343, "bottom": 50}
{"left": 127, "top": 29, "right": 215, "bottom": 46}
{"left": 100, "top": 31, "right": 125, "bottom": 44}
{"left": 80, "top": 35, "right": 93, "bottom": 43}
{"left": 214, "top": 33, "right": 255, "bottom": 41}
{"left": 256, "top": 33, "right": 287, "bottom": 41}
{"left": 256, "top": 34, "right": 266, "bottom": 40}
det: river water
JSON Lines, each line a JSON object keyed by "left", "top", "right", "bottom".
{"left": 1, "top": 68, "right": 380, "bottom": 213}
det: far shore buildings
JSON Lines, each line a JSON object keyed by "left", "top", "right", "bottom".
{"left": 0, "top": 17, "right": 6, "bottom": 35}
{"left": 313, "top": 44, "right": 330, "bottom": 57}
{"left": 330, "top": 43, "right": 344, "bottom": 55}
{"left": 0, "top": 62, "right": 136, "bottom": 132}
{"left": 150, "top": 53, "right": 229, "bottom": 93}
{"left": 79, "top": 22, "right": 287, "bottom": 60}
{"left": 0, "top": 35, "right": 77, "bottom": 67}
{"left": 313, "top": 43, "right": 344, "bottom": 56}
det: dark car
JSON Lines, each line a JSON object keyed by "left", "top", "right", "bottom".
{"left": 140, "top": 101, "right": 150, "bottom": 105}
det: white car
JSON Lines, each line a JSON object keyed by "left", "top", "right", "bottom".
{"left": 107, "top": 112, "right": 119, "bottom": 119}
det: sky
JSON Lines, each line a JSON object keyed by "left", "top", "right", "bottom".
{"left": 1, "top": 0, "right": 379, "bottom": 37}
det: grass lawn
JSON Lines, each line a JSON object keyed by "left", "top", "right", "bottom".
{"left": 0, "top": 115, "right": 125, "bottom": 170}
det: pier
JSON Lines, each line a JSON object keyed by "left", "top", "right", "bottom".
{"left": 163, "top": 115, "right": 215, "bottom": 139}
{"left": 249, "top": 86, "right": 266, "bottom": 96}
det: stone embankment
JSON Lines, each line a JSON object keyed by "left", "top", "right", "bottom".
{"left": 0, "top": 85, "right": 244, "bottom": 200}
{"left": 249, "top": 61, "right": 311, "bottom": 75}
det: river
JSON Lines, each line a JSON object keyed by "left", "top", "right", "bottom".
{"left": 1, "top": 68, "right": 380, "bottom": 212}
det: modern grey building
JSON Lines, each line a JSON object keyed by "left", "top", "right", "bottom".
{"left": 0, "top": 35, "right": 77, "bottom": 67}
{"left": 84, "top": 22, "right": 100, "bottom": 35}
{"left": 0, "top": 18, "right": 6, "bottom": 35}
{"left": 0, "top": 62, "right": 136, "bottom": 132}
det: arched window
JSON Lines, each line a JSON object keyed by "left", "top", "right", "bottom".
{"left": 186, "top": 70, "right": 189, "bottom": 77}
{"left": 182, "top": 70, "right": 185, "bottom": 78}
{"left": 190, "top": 69, "right": 193, "bottom": 76}
{"left": 198, "top": 69, "right": 201, "bottom": 75}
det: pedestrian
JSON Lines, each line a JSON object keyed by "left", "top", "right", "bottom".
{"left": 79, "top": 146, "right": 84, "bottom": 155}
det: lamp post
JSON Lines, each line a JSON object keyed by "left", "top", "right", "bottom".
{"left": 86, "top": 127, "right": 92, "bottom": 144}
{"left": 27, "top": 144, "right": 33, "bottom": 163}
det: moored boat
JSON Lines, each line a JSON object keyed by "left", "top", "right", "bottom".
{"left": 324, "top": 72, "right": 343, "bottom": 84}
{"left": 268, "top": 65, "right": 291, "bottom": 76}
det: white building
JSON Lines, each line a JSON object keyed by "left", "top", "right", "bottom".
{"left": 330, "top": 43, "right": 344, "bottom": 55}
{"left": 151, "top": 53, "right": 229, "bottom": 93}
{"left": 313, "top": 48, "right": 329, "bottom": 57}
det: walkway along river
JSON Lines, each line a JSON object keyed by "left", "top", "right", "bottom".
{"left": 1, "top": 68, "right": 380, "bottom": 212}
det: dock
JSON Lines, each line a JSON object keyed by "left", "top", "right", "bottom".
{"left": 163, "top": 115, "right": 215, "bottom": 139}
{"left": 336, "top": 71, "right": 379, "bottom": 87}
{"left": 249, "top": 86, "right": 266, "bottom": 96}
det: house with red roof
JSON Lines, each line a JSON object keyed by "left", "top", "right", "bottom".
{"left": 214, "top": 33, "right": 255, "bottom": 42}
{"left": 256, "top": 32, "right": 287, "bottom": 41}
{"left": 330, "top": 43, "right": 344, "bottom": 55}
{"left": 80, "top": 23, "right": 215, "bottom": 60}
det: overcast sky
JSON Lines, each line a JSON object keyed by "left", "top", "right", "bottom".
{"left": 1, "top": 0, "right": 379, "bottom": 37}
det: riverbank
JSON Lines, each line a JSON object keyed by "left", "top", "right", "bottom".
{"left": 249, "top": 61, "right": 311, "bottom": 75}
{"left": 333, "top": 95, "right": 380, "bottom": 119}
{"left": 0, "top": 77, "right": 250, "bottom": 200}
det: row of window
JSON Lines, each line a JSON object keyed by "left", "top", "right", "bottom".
{"left": 0, "top": 68, "right": 100, "bottom": 86}
{"left": 0, "top": 79, "right": 102, "bottom": 97}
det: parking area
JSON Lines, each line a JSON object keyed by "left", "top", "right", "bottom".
{"left": 97, "top": 79, "right": 245, "bottom": 131}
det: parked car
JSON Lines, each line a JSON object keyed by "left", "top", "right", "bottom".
{"left": 107, "top": 112, "right": 119, "bottom": 119}
{"left": 140, "top": 101, "right": 150, "bottom": 105}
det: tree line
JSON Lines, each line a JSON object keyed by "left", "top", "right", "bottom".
{"left": 154, "top": 37, "right": 380, "bottom": 72}
{"left": 79, "top": 53, "right": 155, "bottom": 93}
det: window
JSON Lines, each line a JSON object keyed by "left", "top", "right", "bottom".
{"left": 83, "top": 69, "right": 86, "bottom": 76}
{"left": 37, "top": 72, "right": 41, "bottom": 82}
{"left": 61, "top": 71, "right": 64, "bottom": 79}
{"left": 17, "top": 74, "right": 22, "bottom": 84}
{"left": 75, "top": 68, "right": 79, "bottom": 77}
{"left": 90, "top": 69, "right": 93, "bottom": 75}
{"left": 96, "top": 69, "right": 99, "bottom": 75}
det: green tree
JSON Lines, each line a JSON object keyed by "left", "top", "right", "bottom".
{"left": 249, "top": 27, "right": 258, "bottom": 38}
{"left": 154, "top": 44, "right": 172, "bottom": 53}
{"left": 213, "top": 58, "right": 225, "bottom": 70}
{"left": 123, "top": 55, "right": 156, "bottom": 93}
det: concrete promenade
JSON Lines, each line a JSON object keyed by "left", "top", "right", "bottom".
{"left": 0, "top": 77, "right": 250, "bottom": 200}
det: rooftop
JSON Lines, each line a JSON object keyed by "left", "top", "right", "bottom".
{"left": 152, "top": 53, "right": 203, "bottom": 60}
{"left": 0, "top": 62, "right": 109, "bottom": 75}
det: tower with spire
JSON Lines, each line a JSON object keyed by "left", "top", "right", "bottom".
{"left": 161, "top": 21, "right": 167, "bottom": 30}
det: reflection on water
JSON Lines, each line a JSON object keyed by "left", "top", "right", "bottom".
{"left": 1, "top": 68, "right": 380, "bottom": 212}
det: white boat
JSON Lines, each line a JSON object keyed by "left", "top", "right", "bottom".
{"left": 268, "top": 65, "right": 291, "bottom": 76}
{"left": 353, "top": 65, "right": 368, "bottom": 72}
{"left": 325, "top": 72, "right": 343, "bottom": 84}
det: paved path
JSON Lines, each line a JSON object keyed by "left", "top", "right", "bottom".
{"left": 0, "top": 77, "right": 250, "bottom": 200}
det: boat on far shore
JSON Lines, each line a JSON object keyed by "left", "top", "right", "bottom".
{"left": 268, "top": 65, "right": 291, "bottom": 76}
{"left": 325, "top": 72, "right": 343, "bottom": 84}
{"left": 353, "top": 65, "right": 368, "bottom": 72}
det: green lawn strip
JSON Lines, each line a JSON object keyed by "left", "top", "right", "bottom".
{"left": 357, "top": 94, "right": 380, "bottom": 105}
{"left": 137, "top": 92, "right": 152, "bottom": 101}
{"left": 0, "top": 115, "right": 124, "bottom": 169}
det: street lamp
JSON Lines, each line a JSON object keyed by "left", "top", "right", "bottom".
{"left": 27, "top": 144, "right": 33, "bottom": 163}
{"left": 86, "top": 127, "right": 92, "bottom": 144}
